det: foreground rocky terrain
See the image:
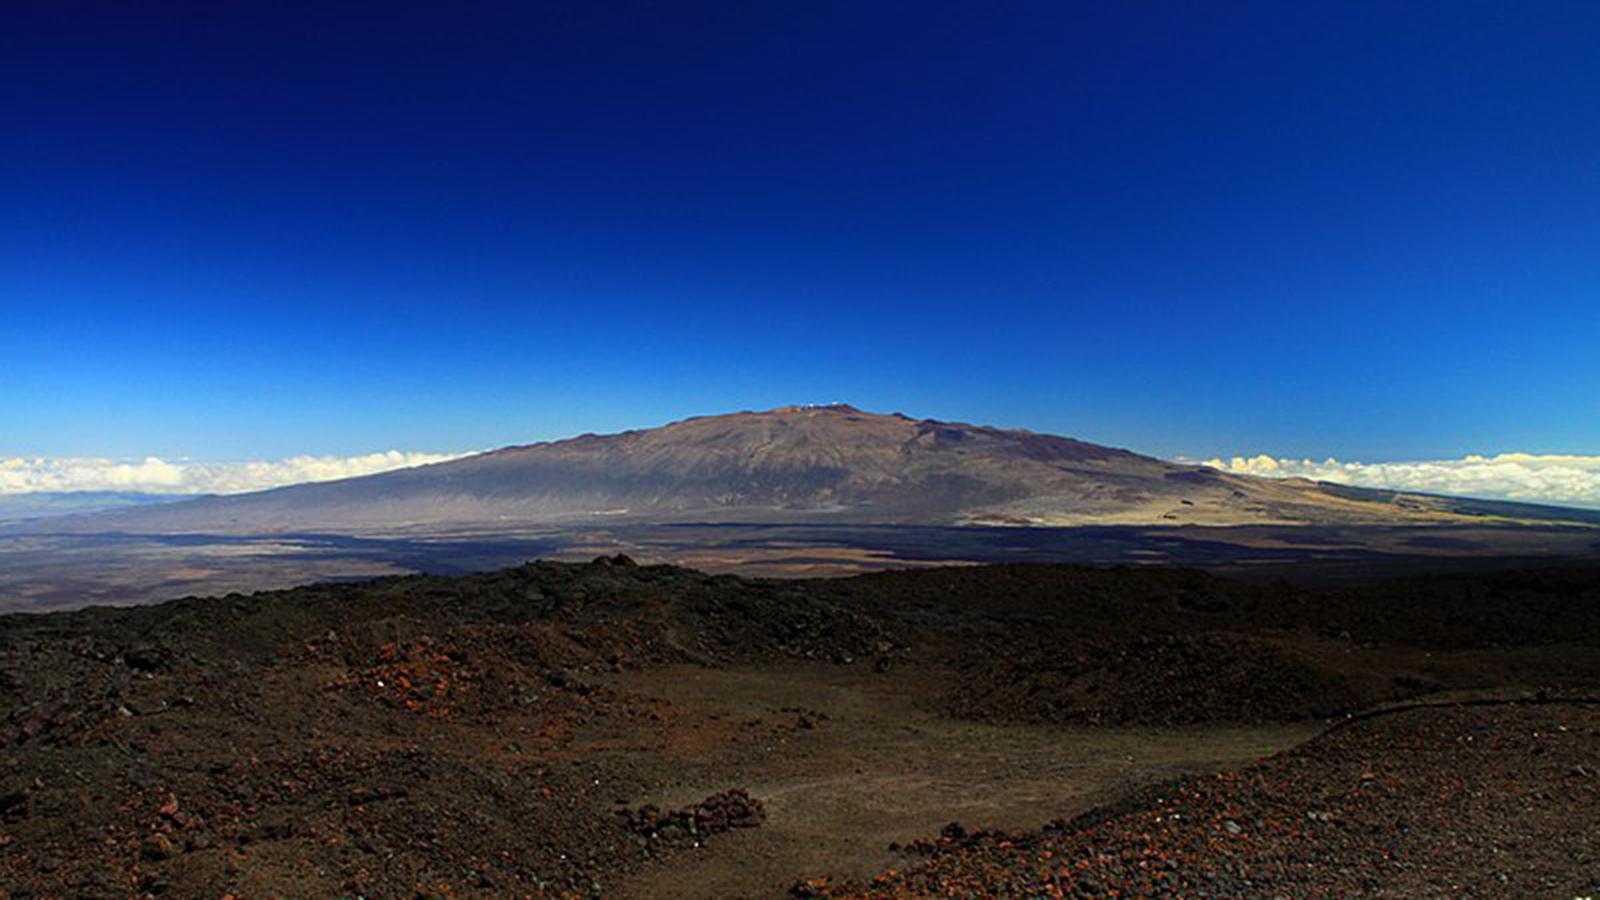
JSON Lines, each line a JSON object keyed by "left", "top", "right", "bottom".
{"left": 801, "top": 701, "right": 1600, "bottom": 897}
{"left": 2, "top": 559, "right": 1598, "bottom": 896}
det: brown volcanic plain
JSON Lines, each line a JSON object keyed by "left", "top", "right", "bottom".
{"left": 2, "top": 559, "right": 1599, "bottom": 897}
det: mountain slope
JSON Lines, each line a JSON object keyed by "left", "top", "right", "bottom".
{"left": 0, "top": 491, "right": 183, "bottom": 523}
{"left": 22, "top": 405, "right": 1575, "bottom": 533}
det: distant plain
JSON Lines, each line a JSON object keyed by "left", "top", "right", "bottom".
{"left": 4, "top": 521, "right": 1599, "bottom": 613}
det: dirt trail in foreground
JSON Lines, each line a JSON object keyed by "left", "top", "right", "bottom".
{"left": 800, "top": 700, "right": 1600, "bottom": 898}
{"left": 603, "top": 665, "right": 1315, "bottom": 898}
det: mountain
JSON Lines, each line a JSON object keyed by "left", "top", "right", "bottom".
{"left": 22, "top": 405, "right": 1582, "bottom": 534}
{"left": 0, "top": 491, "right": 184, "bottom": 523}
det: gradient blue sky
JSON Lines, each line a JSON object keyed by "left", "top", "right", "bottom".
{"left": 5, "top": 1, "right": 1597, "bottom": 463}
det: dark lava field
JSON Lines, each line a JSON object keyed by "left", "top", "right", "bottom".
{"left": 2, "top": 558, "right": 1599, "bottom": 897}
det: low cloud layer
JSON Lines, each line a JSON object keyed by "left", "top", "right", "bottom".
{"left": 0, "top": 451, "right": 473, "bottom": 496}
{"left": 1199, "top": 452, "right": 1600, "bottom": 509}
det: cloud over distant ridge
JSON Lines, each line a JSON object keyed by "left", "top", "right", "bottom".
{"left": 1197, "top": 452, "right": 1600, "bottom": 509}
{"left": 0, "top": 451, "right": 473, "bottom": 496}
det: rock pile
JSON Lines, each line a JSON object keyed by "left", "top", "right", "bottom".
{"left": 622, "top": 789, "right": 767, "bottom": 847}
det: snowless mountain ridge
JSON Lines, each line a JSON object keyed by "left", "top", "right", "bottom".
{"left": 26, "top": 404, "right": 1590, "bottom": 533}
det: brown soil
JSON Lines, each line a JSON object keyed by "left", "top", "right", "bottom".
{"left": 1, "top": 559, "right": 1597, "bottom": 897}
{"left": 600, "top": 664, "right": 1312, "bottom": 899}
{"left": 799, "top": 700, "right": 1600, "bottom": 897}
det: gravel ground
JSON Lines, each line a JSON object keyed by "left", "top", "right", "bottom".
{"left": 1, "top": 559, "right": 1597, "bottom": 897}
{"left": 798, "top": 700, "right": 1600, "bottom": 897}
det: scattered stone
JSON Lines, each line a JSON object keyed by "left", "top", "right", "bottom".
{"left": 141, "top": 833, "right": 177, "bottom": 861}
{"left": 124, "top": 646, "right": 172, "bottom": 673}
{"left": 0, "top": 789, "right": 29, "bottom": 822}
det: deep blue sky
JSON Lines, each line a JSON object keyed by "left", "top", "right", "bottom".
{"left": 5, "top": 1, "right": 1597, "bottom": 462}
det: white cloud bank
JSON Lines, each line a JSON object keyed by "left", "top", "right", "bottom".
{"left": 1198, "top": 452, "right": 1600, "bottom": 509}
{"left": 0, "top": 450, "right": 474, "bottom": 496}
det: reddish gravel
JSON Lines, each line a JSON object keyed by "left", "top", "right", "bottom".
{"left": 797, "top": 700, "right": 1600, "bottom": 897}
{"left": 2, "top": 560, "right": 1598, "bottom": 897}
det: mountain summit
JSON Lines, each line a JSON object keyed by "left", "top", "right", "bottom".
{"left": 47, "top": 406, "right": 1500, "bottom": 533}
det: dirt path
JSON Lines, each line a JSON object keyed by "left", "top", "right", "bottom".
{"left": 600, "top": 664, "right": 1319, "bottom": 898}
